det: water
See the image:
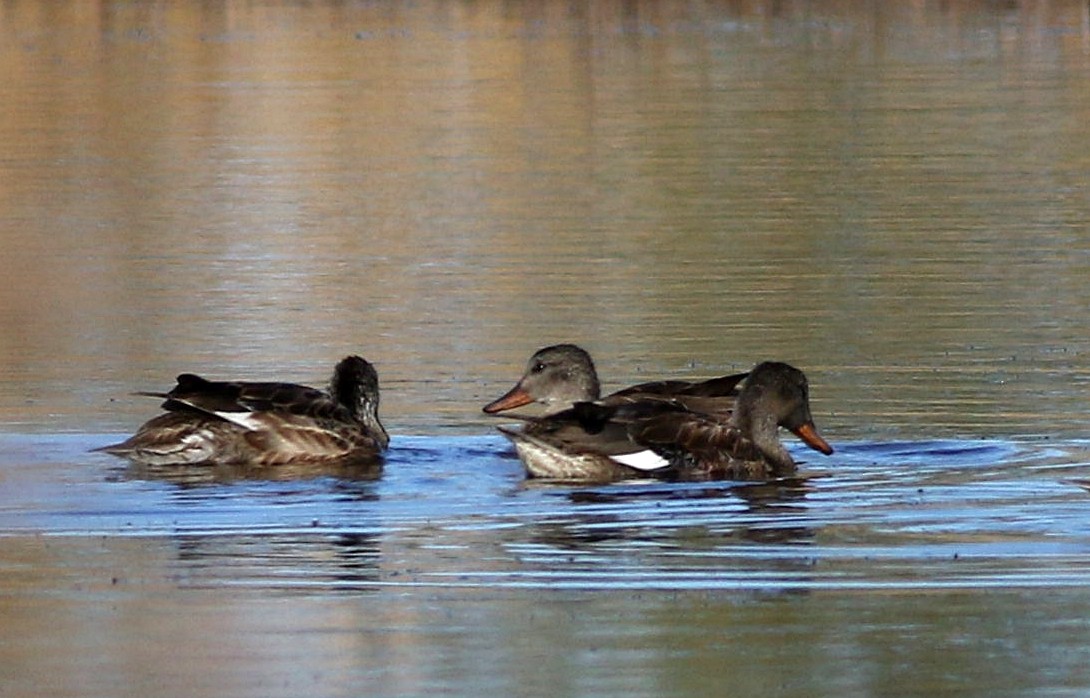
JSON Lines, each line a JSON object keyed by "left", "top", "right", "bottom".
{"left": 3, "top": 1, "right": 1090, "bottom": 696}
{"left": 4, "top": 432, "right": 1090, "bottom": 696}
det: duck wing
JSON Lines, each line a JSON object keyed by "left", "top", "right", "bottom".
{"left": 513, "top": 401, "right": 687, "bottom": 473}
{"left": 233, "top": 412, "right": 379, "bottom": 464}
{"left": 93, "top": 412, "right": 231, "bottom": 465}
{"left": 148, "top": 374, "right": 354, "bottom": 428}
{"left": 604, "top": 372, "right": 747, "bottom": 418}
{"left": 97, "top": 410, "right": 377, "bottom": 466}
{"left": 610, "top": 372, "right": 749, "bottom": 400}
{"left": 628, "top": 410, "right": 746, "bottom": 460}
{"left": 630, "top": 409, "right": 793, "bottom": 480}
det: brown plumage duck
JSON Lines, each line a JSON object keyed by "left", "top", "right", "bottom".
{"left": 96, "top": 356, "right": 388, "bottom": 467}
{"left": 485, "top": 356, "right": 833, "bottom": 482}
{"left": 483, "top": 344, "right": 748, "bottom": 418}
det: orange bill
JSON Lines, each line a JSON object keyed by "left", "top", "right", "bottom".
{"left": 792, "top": 422, "right": 834, "bottom": 455}
{"left": 483, "top": 384, "right": 534, "bottom": 414}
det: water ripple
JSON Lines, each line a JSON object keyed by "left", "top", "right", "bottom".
{"left": 1, "top": 432, "right": 1088, "bottom": 593}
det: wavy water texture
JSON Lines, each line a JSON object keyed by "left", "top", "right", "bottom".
{"left": 4, "top": 433, "right": 1087, "bottom": 595}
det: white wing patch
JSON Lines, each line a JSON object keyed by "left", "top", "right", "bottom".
{"left": 214, "top": 411, "right": 265, "bottom": 431}
{"left": 610, "top": 449, "right": 670, "bottom": 471}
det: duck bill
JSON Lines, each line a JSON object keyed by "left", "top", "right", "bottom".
{"left": 791, "top": 422, "right": 834, "bottom": 455}
{"left": 483, "top": 383, "right": 534, "bottom": 414}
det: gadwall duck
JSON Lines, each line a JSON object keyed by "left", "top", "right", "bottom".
{"left": 487, "top": 359, "right": 833, "bottom": 482}
{"left": 96, "top": 355, "right": 388, "bottom": 467}
{"left": 483, "top": 344, "right": 747, "bottom": 418}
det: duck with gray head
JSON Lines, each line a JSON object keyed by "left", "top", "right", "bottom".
{"left": 487, "top": 360, "right": 833, "bottom": 483}
{"left": 96, "top": 355, "right": 388, "bottom": 467}
{"left": 483, "top": 343, "right": 748, "bottom": 418}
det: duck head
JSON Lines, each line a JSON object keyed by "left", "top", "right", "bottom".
{"left": 731, "top": 361, "right": 833, "bottom": 468}
{"left": 483, "top": 344, "right": 601, "bottom": 415}
{"left": 331, "top": 355, "right": 389, "bottom": 449}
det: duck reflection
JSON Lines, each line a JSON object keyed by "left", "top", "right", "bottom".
{"left": 502, "top": 478, "right": 819, "bottom": 593}
{"left": 172, "top": 531, "right": 383, "bottom": 592}
{"left": 114, "top": 460, "right": 385, "bottom": 591}
{"left": 119, "top": 460, "right": 383, "bottom": 486}
{"left": 524, "top": 477, "right": 815, "bottom": 548}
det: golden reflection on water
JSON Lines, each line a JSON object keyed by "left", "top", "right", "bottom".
{"left": 3, "top": 3, "right": 1090, "bottom": 695}
{"left": 1, "top": 0, "right": 1089, "bottom": 439}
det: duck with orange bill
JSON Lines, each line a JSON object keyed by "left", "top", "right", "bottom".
{"left": 484, "top": 352, "right": 832, "bottom": 482}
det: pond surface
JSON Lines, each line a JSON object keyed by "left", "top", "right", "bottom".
{"left": 3, "top": 2, "right": 1090, "bottom": 696}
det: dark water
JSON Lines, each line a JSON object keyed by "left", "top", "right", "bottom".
{"left": 3, "top": 1, "right": 1090, "bottom": 696}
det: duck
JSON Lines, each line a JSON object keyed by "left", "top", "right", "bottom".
{"left": 95, "top": 355, "right": 389, "bottom": 467}
{"left": 482, "top": 344, "right": 748, "bottom": 418}
{"left": 485, "top": 359, "right": 833, "bottom": 482}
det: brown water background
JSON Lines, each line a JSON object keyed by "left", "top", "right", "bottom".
{"left": 2, "top": 2, "right": 1090, "bottom": 696}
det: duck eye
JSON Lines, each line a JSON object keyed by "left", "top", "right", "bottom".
{"left": 531, "top": 362, "right": 546, "bottom": 374}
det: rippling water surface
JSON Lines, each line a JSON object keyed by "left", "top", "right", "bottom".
{"left": 3, "top": 1, "right": 1090, "bottom": 697}
{"left": 4, "top": 430, "right": 1090, "bottom": 696}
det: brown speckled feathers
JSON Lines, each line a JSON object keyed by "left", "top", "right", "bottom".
{"left": 96, "top": 356, "right": 387, "bottom": 467}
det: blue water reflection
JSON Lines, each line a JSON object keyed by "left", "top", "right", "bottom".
{"left": 3, "top": 432, "right": 1087, "bottom": 594}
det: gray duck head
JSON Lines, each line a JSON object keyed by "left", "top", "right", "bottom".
{"left": 483, "top": 344, "right": 602, "bottom": 416}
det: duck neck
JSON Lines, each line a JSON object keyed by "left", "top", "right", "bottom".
{"left": 332, "top": 372, "right": 389, "bottom": 450}
{"left": 356, "top": 394, "right": 389, "bottom": 450}
{"left": 539, "top": 375, "right": 599, "bottom": 415}
{"left": 732, "top": 408, "right": 794, "bottom": 471}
